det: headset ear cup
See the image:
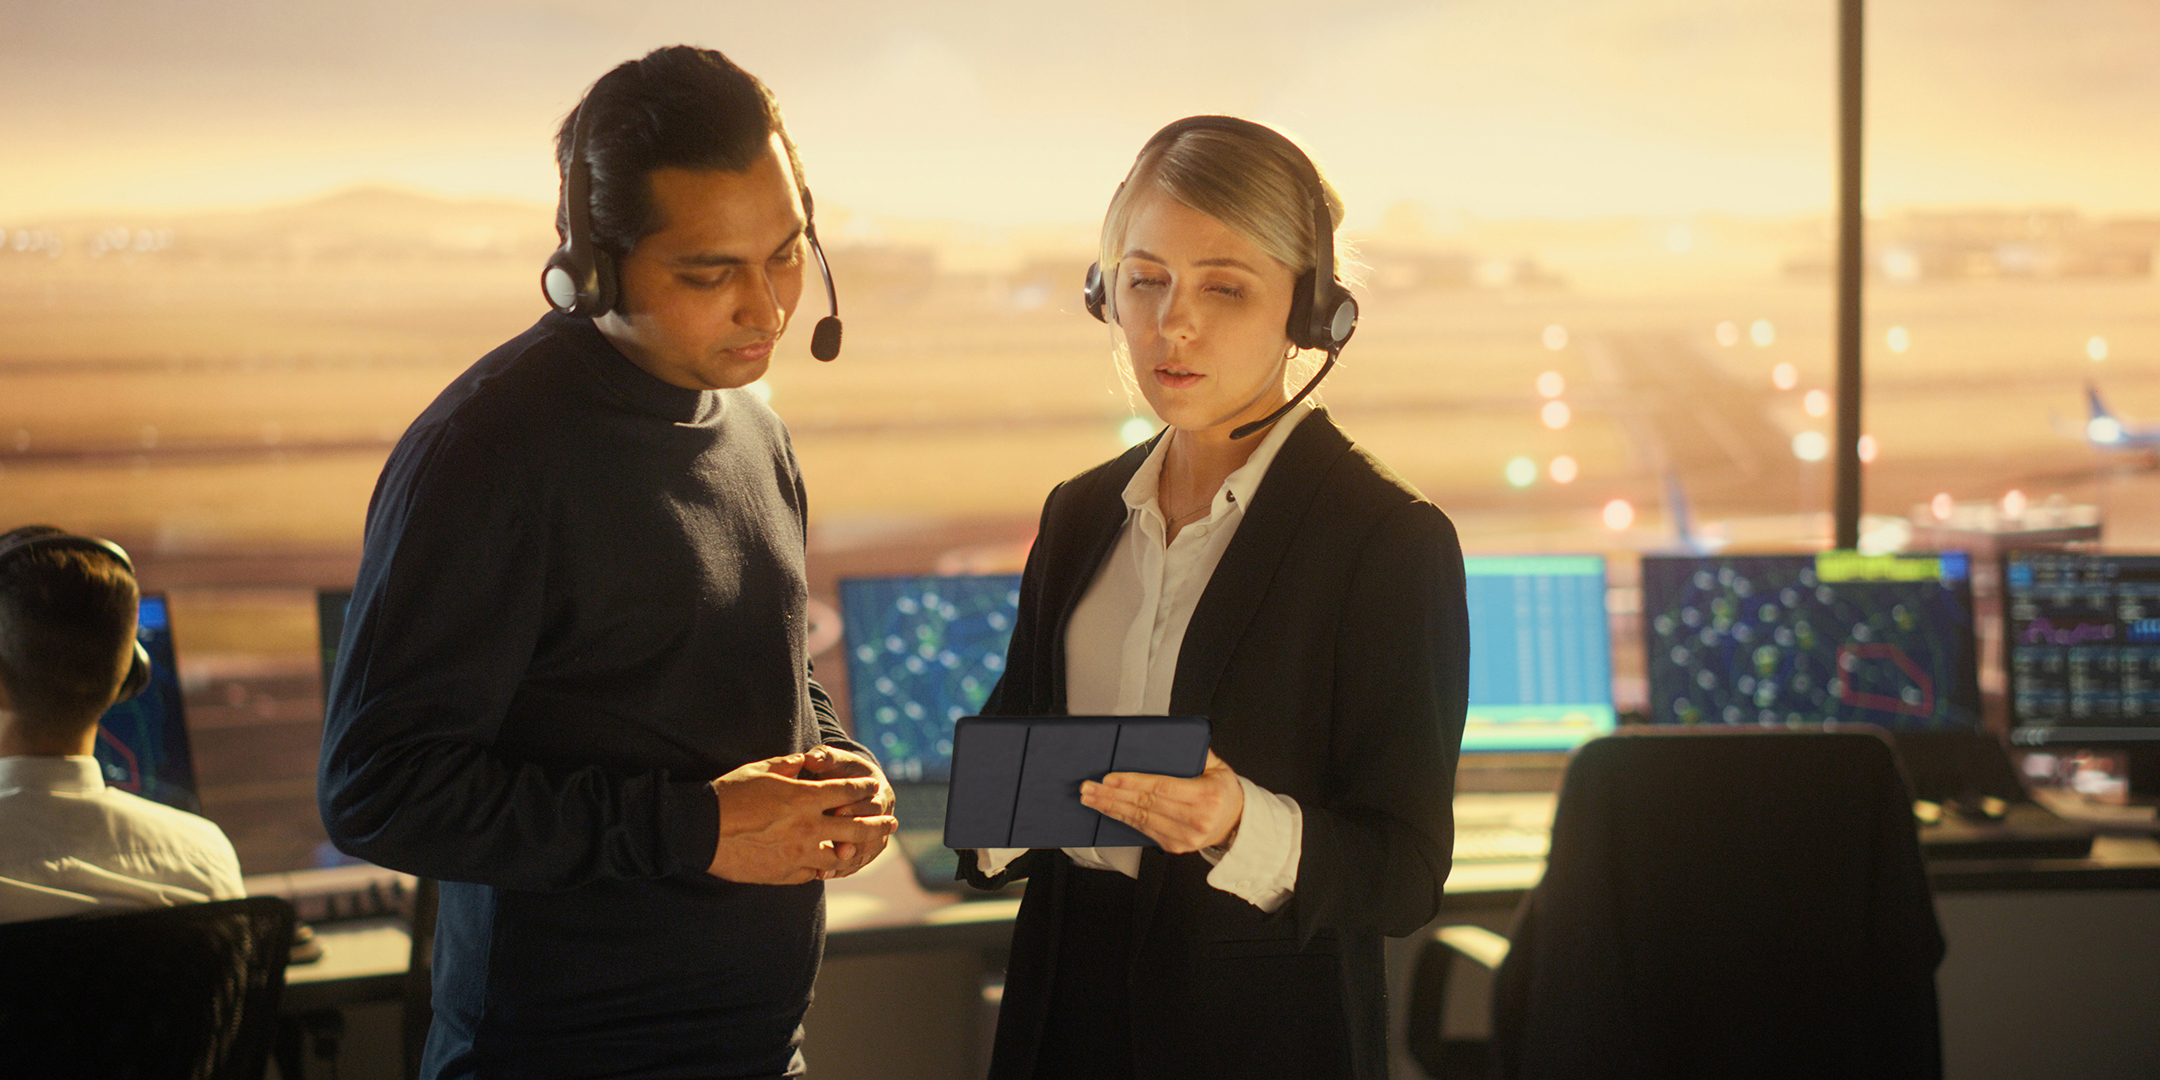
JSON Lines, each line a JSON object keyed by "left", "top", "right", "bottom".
{"left": 118, "top": 641, "right": 152, "bottom": 704}
{"left": 1083, "top": 262, "right": 1108, "bottom": 323}
{"left": 1287, "top": 268, "right": 1319, "bottom": 349}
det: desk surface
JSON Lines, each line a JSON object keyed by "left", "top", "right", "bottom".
{"left": 268, "top": 792, "right": 2160, "bottom": 1003}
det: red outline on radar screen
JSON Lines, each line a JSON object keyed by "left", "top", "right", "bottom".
{"left": 1836, "top": 643, "right": 1936, "bottom": 717}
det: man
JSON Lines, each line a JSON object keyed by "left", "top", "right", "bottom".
{"left": 0, "top": 525, "right": 245, "bottom": 923}
{"left": 319, "top": 47, "right": 896, "bottom": 1079}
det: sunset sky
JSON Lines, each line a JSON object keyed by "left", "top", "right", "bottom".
{"left": 5, "top": 0, "right": 2157, "bottom": 226}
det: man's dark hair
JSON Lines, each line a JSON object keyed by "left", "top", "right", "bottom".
{"left": 556, "top": 46, "right": 808, "bottom": 260}
{"left": 0, "top": 526, "right": 140, "bottom": 736}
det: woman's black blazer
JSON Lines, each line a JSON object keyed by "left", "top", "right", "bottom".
{"left": 964, "top": 408, "right": 1470, "bottom": 1080}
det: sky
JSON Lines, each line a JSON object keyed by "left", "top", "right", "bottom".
{"left": 4, "top": 0, "right": 2157, "bottom": 226}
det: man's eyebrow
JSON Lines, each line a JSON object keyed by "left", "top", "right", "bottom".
{"left": 670, "top": 225, "right": 805, "bottom": 268}
{"left": 1122, "top": 248, "right": 1259, "bottom": 273}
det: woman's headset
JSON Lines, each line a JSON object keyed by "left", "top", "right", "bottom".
{"left": 541, "top": 96, "right": 846, "bottom": 362}
{"left": 0, "top": 528, "right": 153, "bottom": 705}
{"left": 1083, "top": 116, "right": 1358, "bottom": 438}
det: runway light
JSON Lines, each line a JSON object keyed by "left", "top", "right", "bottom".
{"left": 1750, "top": 319, "right": 1776, "bottom": 347}
{"left": 1550, "top": 455, "right": 1579, "bottom": 483}
{"left": 1716, "top": 321, "right": 1741, "bottom": 347}
{"left": 1119, "top": 416, "right": 1155, "bottom": 447}
{"left": 1772, "top": 362, "right": 1798, "bottom": 391}
{"left": 1536, "top": 370, "right": 1566, "bottom": 398}
{"left": 1603, "top": 499, "right": 1635, "bottom": 530}
{"left": 1542, "top": 325, "right": 1569, "bottom": 350}
{"left": 2089, "top": 416, "right": 2125, "bottom": 444}
{"left": 1931, "top": 492, "right": 1954, "bottom": 521}
{"left": 1792, "top": 431, "right": 1829, "bottom": 462}
{"left": 1857, "top": 434, "right": 1878, "bottom": 463}
{"left": 1803, "top": 389, "right": 1830, "bottom": 417}
{"left": 1505, "top": 457, "right": 1538, "bottom": 488}
{"left": 1541, "top": 400, "right": 1572, "bottom": 429}
{"left": 1886, "top": 326, "right": 1909, "bottom": 353}
{"left": 746, "top": 379, "right": 773, "bottom": 405}
{"left": 2002, "top": 489, "right": 2028, "bottom": 519}
{"left": 2088, "top": 336, "right": 2109, "bottom": 361}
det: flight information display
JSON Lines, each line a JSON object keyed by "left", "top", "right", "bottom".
{"left": 93, "top": 595, "right": 202, "bottom": 813}
{"left": 2004, "top": 552, "right": 2160, "bottom": 744}
{"left": 1643, "top": 553, "right": 1980, "bottom": 732}
{"left": 838, "top": 574, "right": 1022, "bottom": 783}
{"left": 1462, "top": 555, "right": 1615, "bottom": 752}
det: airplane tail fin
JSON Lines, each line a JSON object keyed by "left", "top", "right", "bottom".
{"left": 2088, "top": 382, "right": 2116, "bottom": 421}
{"left": 1663, "top": 472, "right": 1697, "bottom": 551}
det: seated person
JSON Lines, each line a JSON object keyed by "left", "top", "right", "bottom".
{"left": 0, "top": 525, "right": 243, "bottom": 924}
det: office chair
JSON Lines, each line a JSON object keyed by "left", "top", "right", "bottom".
{"left": 0, "top": 895, "right": 297, "bottom": 1080}
{"left": 1409, "top": 729, "right": 1945, "bottom": 1080}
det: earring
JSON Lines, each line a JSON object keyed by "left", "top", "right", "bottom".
{"left": 1284, "top": 343, "right": 1299, "bottom": 360}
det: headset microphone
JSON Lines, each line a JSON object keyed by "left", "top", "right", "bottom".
{"left": 803, "top": 189, "right": 843, "bottom": 361}
{"left": 1083, "top": 116, "right": 1358, "bottom": 439}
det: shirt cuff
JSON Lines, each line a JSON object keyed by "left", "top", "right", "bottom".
{"left": 662, "top": 779, "right": 722, "bottom": 878}
{"left": 977, "top": 848, "right": 1027, "bottom": 878}
{"left": 1205, "top": 777, "right": 1301, "bottom": 913}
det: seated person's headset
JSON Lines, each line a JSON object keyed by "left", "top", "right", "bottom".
{"left": 1084, "top": 115, "right": 1359, "bottom": 439}
{"left": 541, "top": 96, "right": 845, "bottom": 362}
{"left": 0, "top": 528, "right": 153, "bottom": 705}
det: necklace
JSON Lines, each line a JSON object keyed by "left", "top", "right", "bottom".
{"left": 1165, "top": 503, "right": 1211, "bottom": 528}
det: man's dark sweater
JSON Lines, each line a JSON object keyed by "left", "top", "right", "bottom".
{"left": 319, "top": 312, "right": 861, "bottom": 1080}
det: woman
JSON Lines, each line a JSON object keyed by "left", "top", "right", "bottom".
{"left": 964, "top": 116, "right": 1470, "bottom": 1080}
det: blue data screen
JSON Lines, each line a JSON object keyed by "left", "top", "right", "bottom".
{"left": 1462, "top": 555, "right": 1616, "bottom": 752}
{"left": 839, "top": 574, "right": 1022, "bottom": 782}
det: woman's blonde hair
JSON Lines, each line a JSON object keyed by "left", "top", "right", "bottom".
{"left": 1097, "top": 124, "right": 1354, "bottom": 324}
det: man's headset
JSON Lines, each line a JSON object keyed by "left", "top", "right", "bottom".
{"left": 1084, "top": 116, "right": 1359, "bottom": 439}
{"left": 541, "top": 96, "right": 845, "bottom": 362}
{"left": 0, "top": 528, "right": 153, "bottom": 705}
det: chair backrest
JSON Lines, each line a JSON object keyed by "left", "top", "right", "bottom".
{"left": 0, "top": 895, "right": 296, "bottom": 1080}
{"left": 1492, "top": 729, "right": 1945, "bottom": 1080}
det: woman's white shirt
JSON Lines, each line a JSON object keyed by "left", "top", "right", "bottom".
{"left": 977, "top": 402, "right": 1311, "bottom": 913}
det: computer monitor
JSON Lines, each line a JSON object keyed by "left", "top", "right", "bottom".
{"left": 317, "top": 589, "right": 352, "bottom": 693}
{"left": 838, "top": 573, "right": 1022, "bottom": 891}
{"left": 2003, "top": 551, "right": 2160, "bottom": 746}
{"left": 1641, "top": 552, "right": 1981, "bottom": 732}
{"left": 1461, "top": 555, "right": 1616, "bottom": 752}
{"left": 93, "top": 594, "right": 201, "bottom": 813}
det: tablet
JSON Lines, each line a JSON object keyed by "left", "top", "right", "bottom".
{"left": 943, "top": 715, "right": 1211, "bottom": 849}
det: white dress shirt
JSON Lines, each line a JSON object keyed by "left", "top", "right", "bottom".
{"left": 0, "top": 755, "right": 245, "bottom": 925}
{"left": 981, "top": 403, "right": 1312, "bottom": 913}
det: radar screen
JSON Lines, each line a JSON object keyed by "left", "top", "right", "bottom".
{"left": 93, "top": 594, "right": 203, "bottom": 813}
{"left": 1642, "top": 552, "right": 1980, "bottom": 732}
{"left": 2003, "top": 551, "right": 2160, "bottom": 744}
{"left": 838, "top": 574, "right": 1022, "bottom": 783}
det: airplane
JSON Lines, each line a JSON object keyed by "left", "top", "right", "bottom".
{"left": 2062, "top": 383, "right": 2160, "bottom": 455}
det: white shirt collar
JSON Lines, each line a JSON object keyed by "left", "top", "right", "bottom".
{"left": 1121, "top": 400, "right": 1316, "bottom": 521}
{"left": 0, "top": 755, "right": 106, "bottom": 796}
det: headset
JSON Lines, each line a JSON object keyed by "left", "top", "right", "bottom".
{"left": 541, "top": 97, "right": 845, "bottom": 362}
{"left": 1084, "top": 115, "right": 1359, "bottom": 439}
{"left": 0, "top": 528, "right": 153, "bottom": 705}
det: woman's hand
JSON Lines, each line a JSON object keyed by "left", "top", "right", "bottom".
{"left": 1081, "top": 750, "right": 1244, "bottom": 854}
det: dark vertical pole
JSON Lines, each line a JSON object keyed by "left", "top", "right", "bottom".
{"left": 1834, "top": 0, "right": 1865, "bottom": 549}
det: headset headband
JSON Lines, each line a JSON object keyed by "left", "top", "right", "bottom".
{"left": 1132, "top": 116, "right": 1341, "bottom": 342}
{"left": 0, "top": 527, "right": 153, "bottom": 704}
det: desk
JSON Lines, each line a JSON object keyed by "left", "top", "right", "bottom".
{"left": 262, "top": 796, "right": 2160, "bottom": 1080}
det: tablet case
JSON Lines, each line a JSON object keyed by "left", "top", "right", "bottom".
{"left": 943, "top": 715, "right": 1212, "bottom": 849}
